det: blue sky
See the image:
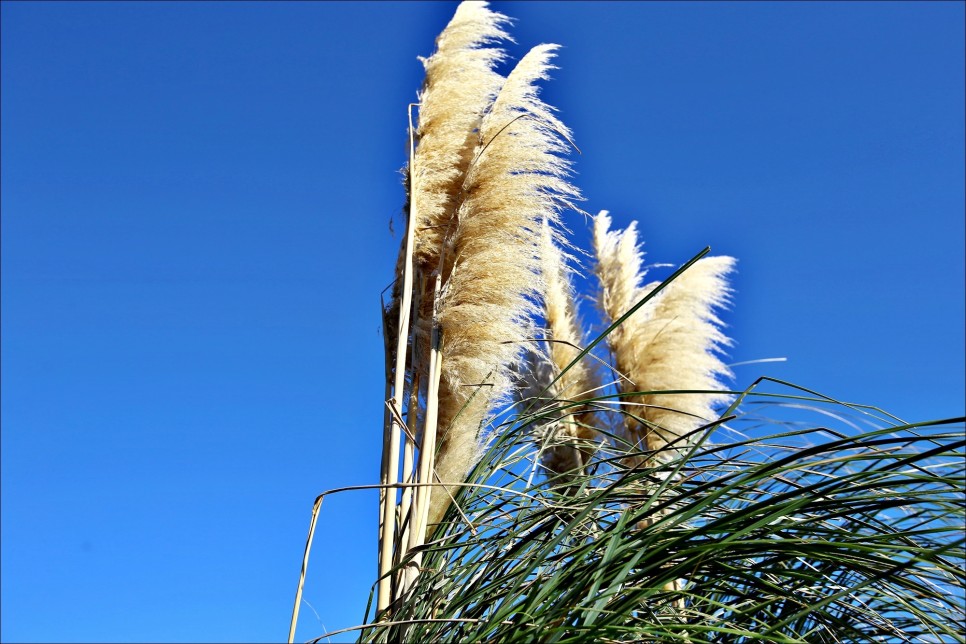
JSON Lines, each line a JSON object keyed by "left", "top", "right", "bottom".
{"left": 1, "top": 2, "right": 962, "bottom": 642}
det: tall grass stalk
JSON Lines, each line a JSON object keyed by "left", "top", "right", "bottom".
{"left": 377, "top": 100, "right": 420, "bottom": 615}
{"left": 403, "top": 274, "right": 444, "bottom": 594}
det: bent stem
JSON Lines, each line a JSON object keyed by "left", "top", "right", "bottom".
{"left": 288, "top": 494, "right": 324, "bottom": 644}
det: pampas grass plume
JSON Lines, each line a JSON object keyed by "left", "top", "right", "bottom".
{"left": 409, "top": 1, "right": 510, "bottom": 274}
{"left": 594, "top": 211, "right": 735, "bottom": 462}
{"left": 518, "top": 221, "right": 600, "bottom": 477}
{"left": 426, "top": 42, "right": 580, "bottom": 527}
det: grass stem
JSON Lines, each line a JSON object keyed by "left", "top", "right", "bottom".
{"left": 377, "top": 102, "right": 420, "bottom": 615}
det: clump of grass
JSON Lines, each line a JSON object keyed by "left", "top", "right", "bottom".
{"left": 289, "top": 3, "right": 966, "bottom": 641}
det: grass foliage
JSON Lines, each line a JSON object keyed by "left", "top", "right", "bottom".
{"left": 357, "top": 375, "right": 964, "bottom": 643}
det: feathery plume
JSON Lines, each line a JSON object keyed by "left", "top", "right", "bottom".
{"left": 518, "top": 222, "right": 600, "bottom": 479}
{"left": 390, "top": 0, "right": 510, "bottom": 391}
{"left": 593, "top": 211, "right": 735, "bottom": 464}
{"left": 391, "top": 0, "right": 511, "bottom": 392}
{"left": 426, "top": 44, "right": 581, "bottom": 527}
{"left": 383, "top": 5, "right": 514, "bottom": 608}
{"left": 408, "top": 1, "right": 511, "bottom": 275}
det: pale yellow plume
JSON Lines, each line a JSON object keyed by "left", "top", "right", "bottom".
{"left": 409, "top": 1, "right": 511, "bottom": 274}
{"left": 389, "top": 1, "right": 510, "bottom": 368}
{"left": 537, "top": 221, "right": 599, "bottom": 477}
{"left": 427, "top": 44, "right": 581, "bottom": 526}
{"left": 593, "top": 211, "right": 735, "bottom": 464}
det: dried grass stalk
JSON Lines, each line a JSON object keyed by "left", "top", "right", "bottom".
{"left": 378, "top": 103, "right": 421, "bottom": 615}
{"left": 400, "top": 275, "right": 444, "bottom": 599}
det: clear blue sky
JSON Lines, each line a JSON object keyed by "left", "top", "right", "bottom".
{"left": 2, "top": 2, "right": 962, "bottom": 642}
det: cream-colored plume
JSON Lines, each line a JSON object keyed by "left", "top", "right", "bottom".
{"left": 387, "top": 1, "right": 511, "bottom": 532}
{"left": 393, "top": 1, "right": 511, "bottom": 378}
{"left": 426, "top": 43, "right": 581, "bottom": 527}
{"left": 517, "top": 221, "right": 599, "bottom": 478}
{"left": 593, "top": 211, "right": 735, "bottom": 465}
{"left": 408, "top": 1, "right": 510, "bottom": 274}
